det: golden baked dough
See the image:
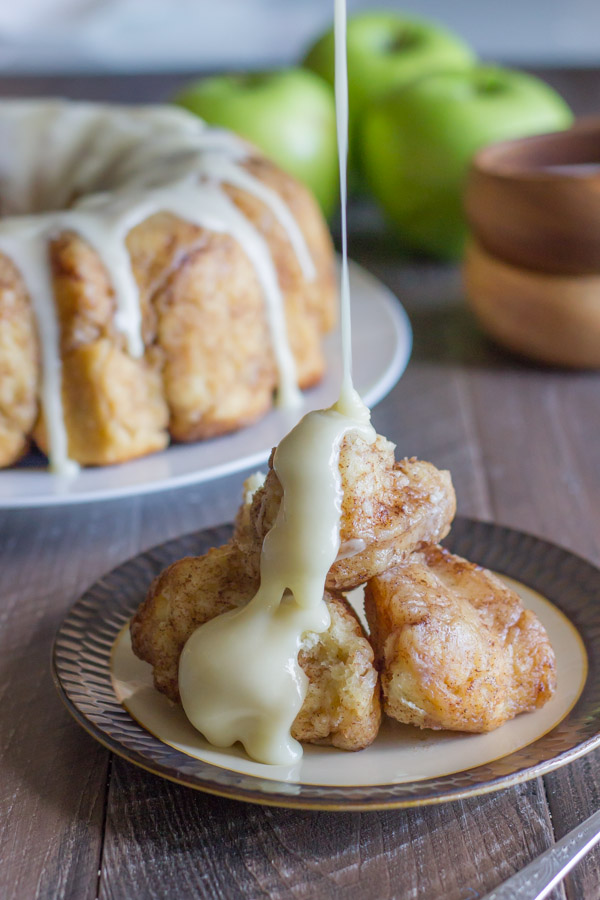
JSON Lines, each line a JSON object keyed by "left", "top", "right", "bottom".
{"left": 236, "top": 433, "right": 457, "bottom": 591}
{"left": 0, "top": 155, "right": 335, "bottom": 467}
{"left": 34, "top": 231, "right": 169, "bottom": 464}
{"left": 365, "top": 544, "right": 557, "bottom": 732}
{"left": 294, "top": 593, "right": 381, "bottom": 751}
{"left": 0, "top": 254, "right": 38, "bottom": 466}
{"left": 131, "top": 543, "right": 380, "bottom": 752}
{"left": 131, "top": 544, "right": 256, "bottom": 702}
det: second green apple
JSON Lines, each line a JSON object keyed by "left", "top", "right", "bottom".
{"left": 304, "top": 10, "right": 475, "bottom": 159}
{"left": 361, "top": 66, "right": 573, "bottom": 259}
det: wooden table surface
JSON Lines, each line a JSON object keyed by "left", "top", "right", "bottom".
{"left": 1, "top": 70, "right": 599, "bottom": 900}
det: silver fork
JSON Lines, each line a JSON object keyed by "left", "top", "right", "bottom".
{"left": 481, "top": 807, "right": 600, "bottom": 900}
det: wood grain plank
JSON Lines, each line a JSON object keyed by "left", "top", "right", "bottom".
{"left": 0, "top": 65, "right": 594, "bottom": 116}
{"left": 100, "top": 762, "right": 561, "bottom": 900}
{"left": 451, "top": 313, "right": 600, "bottom": 900}
{"left": 0, "top": 505, "right": 126, "bottom": 900}
{"left": 0, "top": 468, "right": 277, "bottom": 900}
{"left": 0, "top": 73, "right": 191, "bottom": 104}
{"left": 525, "top": 376, "right": 600, "bottom": 900}
{"left": 539, "top": 374, "right": 600, "bottom": 900}
{"left": 544, "top": 754, "right": 600, "bottom": 900}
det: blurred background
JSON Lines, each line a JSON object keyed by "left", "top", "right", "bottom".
{"left": 1, "top": 0, "right": 599, "bottom": 74}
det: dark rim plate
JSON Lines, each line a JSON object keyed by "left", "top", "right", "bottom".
{"left": 52, "top": 517, "right": 600, "bottom": 810}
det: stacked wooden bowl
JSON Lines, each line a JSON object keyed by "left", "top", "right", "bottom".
{"left": 464, "top": 118, "right": 600, "bottom": 367}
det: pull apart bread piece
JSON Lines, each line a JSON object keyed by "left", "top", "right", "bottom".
{"left": 365, "top": 544, "right": 557, "bottom": 733}
{"left": 236, "top": 432, "right": 457, "bottom": 591}
{"left": 131, "top": 543, "right": 381, "bottom": 751}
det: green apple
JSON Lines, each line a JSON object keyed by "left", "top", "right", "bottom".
{"left": 361, "top": 66, "right": 573, "bottom": 259}
{"left": 304, "top": 11, "right": 476, "bottom": 165}
{"left": 174, "top": 69, "right": 339, "bottom": 217}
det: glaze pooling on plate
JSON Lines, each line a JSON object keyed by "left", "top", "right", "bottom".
{"left": 0, "top": 100, "right": 315, "bottom": 472}
{"left": 114, "top": 576, "right": 585, "bottom": 785}
{"left": 53, "top": 519, "right": 600, "bottom": 810}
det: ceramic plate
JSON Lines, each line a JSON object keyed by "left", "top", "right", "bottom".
{"left": 53, "top": 518, "right": 600, "bottom": 811}
{"left": 0, "top": 261, "right": 411, "bottom": 508}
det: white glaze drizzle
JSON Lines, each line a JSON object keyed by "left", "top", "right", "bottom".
{"left": 205, "top": 156, "right": 316, "bottom": 281}
{"left": 178, "top": 0, "right": 375, "bottom": 766}
{"left": 0, "top": 225, "right": 79, "bottom": 476}
{"left": 0, "top": 101, "right": 313, "bottom": 472}
{"left": 334, "top": 0, "right": 355, "bottom": 411}
{"left": 179, "top": 406, "right": 373, "bottom": 764}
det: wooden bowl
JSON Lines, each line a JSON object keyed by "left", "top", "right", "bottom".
{"left": 466, "top": 118, "right": 600, "bottom": 276}
{"left": 464, "top": 238, "right": 600, "bottom": 368}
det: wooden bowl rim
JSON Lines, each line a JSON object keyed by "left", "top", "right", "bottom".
{"left": 471, "top": 117, "right": 600, "bottom": 183}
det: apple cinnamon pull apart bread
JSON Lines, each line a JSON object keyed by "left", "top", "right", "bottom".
{"left": 7, "top": 170, "right": 334, "bottom": 467}
{"left": 131, "top": 543, "right": 381, "bottom": 751}
{"left": 235, "top": 432, "right": 457, "bottom": 591}
{"left": 365, "top": 544, "right": 557, "bottom": 733}
{"left": 0, "top": 101, "right": 336, "bottom": 468}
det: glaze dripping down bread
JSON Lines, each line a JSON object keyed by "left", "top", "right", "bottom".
{"left": 130, "top": 543, "right": 381, "bottom": 752}
{"left": 0, "top": 100, "right": 336, "bottom": 472}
